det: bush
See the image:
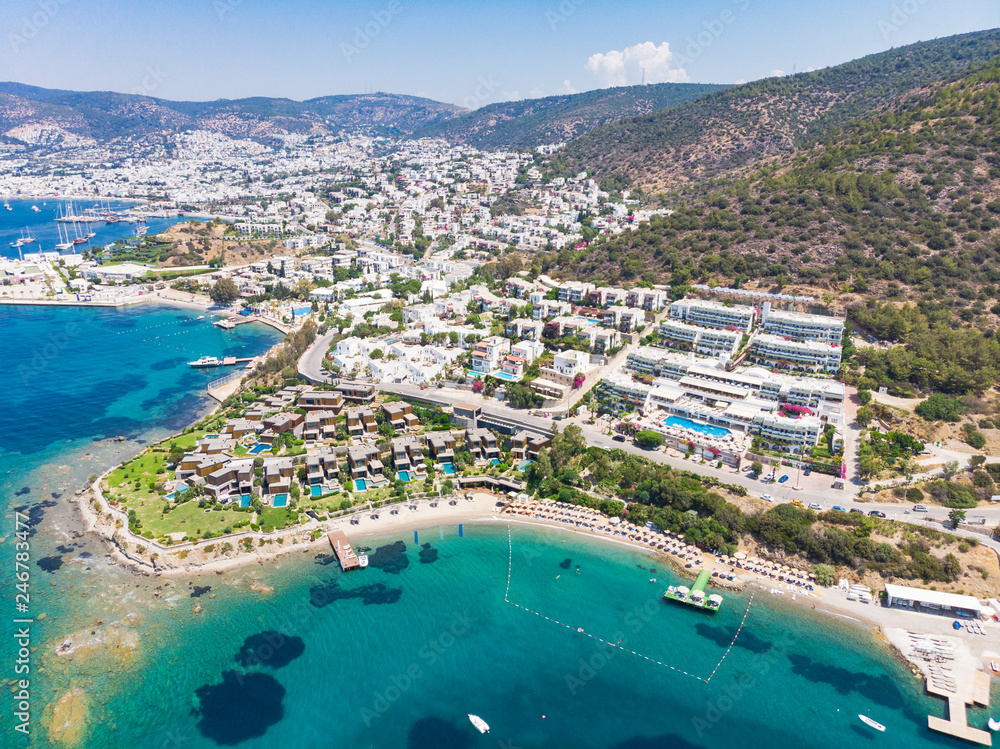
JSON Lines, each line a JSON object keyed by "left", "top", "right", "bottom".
{"left": 812, "top": 563, "right": 837, "bottom": 587}
{"left": 905, "top": 487, "right": 924, "bottom": 503}
{"left": 965, "top": 431, "right": 986, "bottom": 450}
{"left": 915, "top": 394, "right": 965, "bottom": 422}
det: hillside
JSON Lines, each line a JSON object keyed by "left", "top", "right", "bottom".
{"left": 551, "top": 29, "right": 1000, "bottom": 192}
{"left": 537, "top": 53, "right": 1000, "bottom": 396}
{"left": 0, "top": 85, "right": 466, "bottom": 148}
{"left": 414, "top": 82, "right": 727, "bottom": 150}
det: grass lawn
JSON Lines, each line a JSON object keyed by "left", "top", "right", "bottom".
{"left": 171, "top": 430, "right": 209, "bottom": 451}
{"left": 259, "top": 506, "right": 299, "bottom": 533}
{"left": 106, "top": 450, "right": 170, "bottom": 504}
{"left": 143, "top": 502, "right": 247, "bottom": 539}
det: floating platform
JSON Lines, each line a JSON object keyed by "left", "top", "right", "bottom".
{"left": 926, "top": 670, "right": 992, "bottom": 745}
{"left": 328, "top": 529, "right": 361, "bottom": 571}
{"left": 663, "top": 569, "right": 722, "bottom": 612}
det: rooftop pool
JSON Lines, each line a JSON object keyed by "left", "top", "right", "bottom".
{"left": 662, "top": 415, "right": 731, "bottom": 439}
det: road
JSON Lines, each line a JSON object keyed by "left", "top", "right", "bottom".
{"left": 298, "top": 331, "right": 1000, "bottom": 550}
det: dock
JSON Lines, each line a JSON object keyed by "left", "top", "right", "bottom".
{"left": 663, "top": 568, "right": 722, "bottom": 611}
{"left": 926, "top": 670, "right": 992, "bottom": 746}
{"left": 327, "top": 529, "right": 361, "bottom": 571}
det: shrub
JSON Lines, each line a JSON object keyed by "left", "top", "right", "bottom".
{"left": 915, "top": 394, "right": 964, "bottom": 422}
{"left": 905, "top": 487, "right": 924, "bottom": 503}
{"left": 965, "top": 431, "right": 986, "bottom": 450}
{"left": 635, "top": 430, "right": 665, "bottom": 449}
{"left": 812, "top": 563, "right": 837, "bottom": 587}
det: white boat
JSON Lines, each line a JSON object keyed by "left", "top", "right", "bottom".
{"left": 20, "top": 228, "right": 36, "bottom": 244}
{"left": 31, "top": 205, "right": 39, "bottom": 212}
{"left": 188, "top": 356, "right": 221, "bottom": 368}
{"left": 3, "top": 202, "right": 10, "bottom": 210}
{"left": 196, "top": 315, "right": 205, "bottom": 320}
{"left": 859, "top": 714, "right": 886, "bottom": 732}
{"left": 468, "top": 715, "right": 489, "bottom": 734}
{"left": 989, "top": 717, "right": 1000, "bottom": 732}
{"left": 358, "top": 554, "right": 369, "bottom": 568}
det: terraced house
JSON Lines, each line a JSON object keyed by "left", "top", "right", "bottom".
{"left": 346, "top": 406, "right": 377, "bottom": 439}
{"left": 465, "top": 427, "right": 500, "bottom": 463}
{"left": 298, "top": 388, "right": 345, "bottom": 414}
{"left": 382, "top": 401, "right": 419, "bottom": 432}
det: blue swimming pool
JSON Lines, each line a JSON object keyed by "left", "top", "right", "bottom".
{"left": 490, "top": 458, "right": 502, "bottom": 466}
{"left": 354, "top": 479, "right": 367, "bottom": 491}
{"left": 272, "top": 493, "right": 288, "bottom": 508}
{"left": 440, "top": 463, "right": 456, "bottom": 475}
{"left": 397, "top": 471, "right": 412, "bottom": 482}
{"left": 518, "top": 459, "right": 534, "bottom": 471}
{"left": 293, "top": 306, "right": 312, "bottom": 316}
{"left": 662, "top": 415, "right": 731, "bottom": 438}
{"left": 239, "top": 494, "right": 252, "bottom": 508}
{"left": 248, "top": 443, "right": 271, "bottom": 454}
{"left": 493, "top": 370, "right": 518, "bottom": 382}
{"left": 202, "top": 434, "right": 220, "bottom": 440}
{"left": 310, "top": 485, "right": 323, "bottom": 497}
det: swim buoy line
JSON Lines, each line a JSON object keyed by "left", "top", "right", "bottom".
{"left": 504, "top": 526, "right": 754, "bottom": 684}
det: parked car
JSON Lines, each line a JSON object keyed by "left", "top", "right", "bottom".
{"left": 761, "top": 494, "right": 774, "bottom": 502}
{"left": 833, "top": 505, "right": 847, "bottom": 512}
{"left": 803, "top": 468, "right": 811, "bottom": 476}
{"left": 612, "top": 434, "right": 626, "bottom": 442}
{"left": 868, "top": 510, "right": 887, "bottom": 518}
{"left": 790, "top": 499, "right": 805, "bottom": 507}
{"left": 849, "top": 508, "right": 864, "bottom": 514}
{"left": 808, "top": 503, "right": 822, "bottom": 510}
{"left": 913, "top": 505, "right": 929, "bottom": 512}
{"left": 778, "top": 475, "right": 789, "bottom": 483}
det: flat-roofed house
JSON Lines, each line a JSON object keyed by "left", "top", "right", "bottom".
{"left": 262, "top": 457, "right": 294, "bottom": 496}
{"left": 303, "top": 410, "right": 340, "bottom": 442}
{"left": 345, "top": 444, "right": 385, "bottom": 484}
{"left": 204, "top": 458, "right": 254, "bottom": 500}
{"left": 306, "top": 448, "right": 339, "bottom": 487}
{"left": 299, "top": 389, "right": 345, "bottom": 414}
{"left": 382, "top": 401, "right": 419, "bottom": 432}
{"left": 465, "top": 427, "right": 500, "bottom": 462}
{"left": 427, "top": 433, "right": 456, "bottom": 463}
{"left": 510, "top": 430, "right": 551, "bottom": 461}
{"left": 346, "top": 406, "right": 377, "bottom": 438}
{"left": 392, "top": 434, "right": 425, "bottom": 472}
{"left": 336, "top": 383, "right": 376, "bottom": 404}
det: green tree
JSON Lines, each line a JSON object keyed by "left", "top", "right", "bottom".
{"left": 751, "top": 460, "right": 764, "bottom": 476}
{"left": 948, "top": 508, "right": 966, "bottom": 527}
{"left": 812, "top": 563, "right": 836, "bottom": 587}
{"left": 209, "top": 277, "right": 240, "bottom": 306}
{"left": 635, "top": 430, "right": 665, "bottom": 449}
{"left": 856, "top": 406, "right": 874, "bottom": 428}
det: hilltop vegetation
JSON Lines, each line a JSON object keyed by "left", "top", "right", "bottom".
{"left": 415, "top": 82, "right": 727, "bottom": 150}
{"left": 551, "top": 29, "right": 1000, "bottom": 191}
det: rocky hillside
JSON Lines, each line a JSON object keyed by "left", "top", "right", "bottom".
{"left": 0, "top": 84, "right": 466, "bottom": 148}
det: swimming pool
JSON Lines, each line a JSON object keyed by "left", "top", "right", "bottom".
{"left": 492, "top": 370, "right": 519, "bottom": 382}
{"left": 490, "top": 458, "right": 502, "bottom": 466}
{"left": 397, "top": 471, "right": 412, "bottom": 482}
{"left": 272, "top": 493, "right": 288, "bottom": 508}
{"left": 310, "top": 485, "right": 323, "bottom": 497}
{"left": 662, "top": 415, "right": 731, "bottom": 438}
{"left": 248, "top": 443, "right": 271, "bottom": 454}
{"left": 440, "top": 463, "right": 456, "bottom": 475}
{"left": 202, "top": 434, "right": 220, "bottom": 440}
{"left": 239, "top": 494, "right": 252, "bottom": 508}
{"left": 518, "top": 459, "right": 534, "bottom": 471}
{"left": 354, "top": 479, "right": 367, "bottom": 491}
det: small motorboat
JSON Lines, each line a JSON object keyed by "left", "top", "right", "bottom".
{"left": 468, "top": 714, "right": 489, "bottom": 734}
{"left": 358, "top": 554, "right": 369, "bottom": 568}
{"left": 953, "top": 620, "right": 963, "bottom": 630}
{"left": 989, "top": 717, "right": 1000, "bottom": 732}
{"left": 859, "top": 714, "right": 886, "bottom": 732}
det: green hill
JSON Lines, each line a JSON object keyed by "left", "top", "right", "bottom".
{"left": 414, "top": 82, "right": 727, "bottom": 150}
{"left": 551, "top": 29, "right": 1000, "bottom": 192}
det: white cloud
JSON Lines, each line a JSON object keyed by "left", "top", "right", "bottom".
{"left": 770, "top": 69, "right": 786, "bottom": 77}
{"left": 585, "top": 42, "right": 689, "bottom": 87}
{"left": 529, "top": 87, "right": 546, "bottom": 99}
{"left": 560, "top": 79, "right": 578, "bottom": 95}
{"left": 734, "top": 79, "right": 746, "bottom": 85}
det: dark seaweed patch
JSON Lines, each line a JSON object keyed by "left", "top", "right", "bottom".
{"left": 368, "top": 540, "right": 409, "bottom": 574}
{"left": 309, "top": 580, "right": 402, "bottom": 607}
{"left": 418, "top": 543, "right": 438, "bottom": 564}
{"left": 610, "top": 732, "right": 704, "bottom": 749}
{"left": 407, "top": 717, "right": 474, "bottom": 749}
{"left": 194, "top": 671, "right": 285, "bottom": 745}
{"left": 694, "top": 623, "right": 772, "bottom": 654}
{"left": 559, "top": 558, "right": 572, "bottom": 569}
{"left": 786, "top": 653, "right": 905, "bottom": 709}
{"left": 313, "top": 553, "right": 338, "bottom": 566}
{"left": 191, "top": 586, "right": 212, "bottom": 598}
{"left": 234, "top": 631, "right": 305, "bottom": 669}
{"left": 36, "top": 556, "right": 63, "bottom": 573}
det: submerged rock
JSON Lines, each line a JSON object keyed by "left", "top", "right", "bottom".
{"left": 247, "top": 580, "right": 274, "bottom": 594}
{"left": 46, "top": 688, "right": 89, "bottom": 747}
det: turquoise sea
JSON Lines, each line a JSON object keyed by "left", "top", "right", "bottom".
{"left": 0, "top": 307, "right": 995, "bottom": 746}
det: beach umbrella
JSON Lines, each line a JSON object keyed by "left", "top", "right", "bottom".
{"left": 709, "top": 594, "right": 723, "bottom": 604}
{"left": 677, "top": 586, "right": 690, "bottom": 595}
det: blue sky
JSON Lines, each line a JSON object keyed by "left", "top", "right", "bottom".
{"left": 1, "top": 0, "right": 997, "bottom": 107}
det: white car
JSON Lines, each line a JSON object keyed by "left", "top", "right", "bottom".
{"left": 913, "top": 505, "right": 929, "bottom": 512}
{"left": 761, "top": 494, "right": 774, "bottom": 502}
{"left": 808, "top": 503, "right": 822, "bottom": 510}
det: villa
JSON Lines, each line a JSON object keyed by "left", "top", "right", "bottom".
{"left": 392, "top": 434, "right": 425, "bottom": 474}
{"left": 345, "top": 444, "right": 386, "bottom": 486}
{"left": 510, "top": 431, "right": 551, "bottom": 462}
{"left": 382, "top": 401, "right": 420, "bottom": 432}
{"left": 346, "top": 406, "right": 378, "bottom": 439}
{"left": 299, "top": 389, "right": 345, "bottom": 413}
{"left": 466, "top": 426, "right": 500, "bottom": 463}
{"left": 306, "top": 448, "right": 339, "bottom": 487}
{"left": 303, "top": 410, "right": 340, "bottom": 442}
{"left": 426, "top": 432, "right": 457, "bottom": 463}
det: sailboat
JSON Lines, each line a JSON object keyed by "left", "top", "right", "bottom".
{"left": 72, "top": 221, "right": 87, "bottom": 245}
{"left": 55, "top": 222, "right": 74, "bottom": 252}
{"left": 468, "top": 715, "right": 489, "bottom": 734}
{"left": 19, "top": 228, "right": 36, "bottom": 245}
{"left": 859, "top": 714, "right": 886, "bottom": 732}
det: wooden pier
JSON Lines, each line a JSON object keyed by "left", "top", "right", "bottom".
{"left": 926, "top": 670, "right": 992, "bottom": 746}
{"left": 327, "top": 529, "right": 361, "bottom": 571}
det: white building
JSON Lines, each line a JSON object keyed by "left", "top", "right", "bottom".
{"left": 670, "top": 298, "right": 756, "bottom": 333}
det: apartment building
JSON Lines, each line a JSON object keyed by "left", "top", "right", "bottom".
{"left": 299, "top": 389, "right": 345, "bottom": 414}
{"left": 657, "top": 319, "right": 741, "bottom": 358}
{"left": 471, "top": 336, "right": 510, "bottom": 374}
{"left": 626, "top": 288, "right": 668, "bottom": 312}
{"left": 748, "top": 334, "right": 843, "bottom": 374}
{"left": 558, "top": 281, "right": 594, "bottom": 303}
{"left": 760, "top": 303, "right": 844, "bottom": 342}
{"left": 669, "top": 298, "right": 756, "bottom": 333}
